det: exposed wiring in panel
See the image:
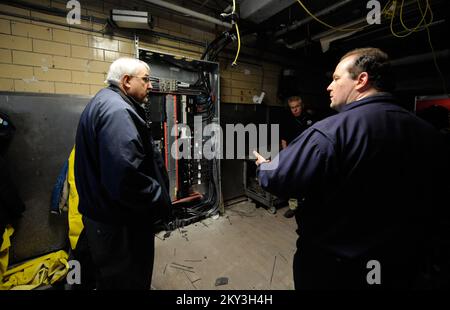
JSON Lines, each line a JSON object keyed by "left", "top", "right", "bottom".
{"left": 138, "top": 4, "right": 236, "bottom": 230}
{"left": 145, "top": 72, "right": 220, "bottom": 231}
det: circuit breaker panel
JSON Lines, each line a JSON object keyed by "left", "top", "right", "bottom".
{"left": 139, "top": 49, "right": 221, "bottom": 229}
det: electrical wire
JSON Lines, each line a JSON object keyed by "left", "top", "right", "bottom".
{"left": 295, "top": 0, "right": 368, "bottom": 32}
{"left": 386, "top": 0, "right": 447, "bottom": 94}
{"left": 201, "top": 32, "right": 232, "bottom": 61}
{"left": 418, "top": 1, "right": 448, "bottom": 95}
{"left": 231, "top": 22, "right": 241, "bottom": 66}
{"left": 230, "top": 0, "right": 241, "bottom": 66}
{"left": 399, "top": 0, "right": 431, "bottom": 32}
{"left": 163, "top": 93, "right": 219, "bottom": 230}
{"left": 389, "top": 0, "right": 433, "bottom": 38}
{"left": 297, "top": 0, "right": 446, "bottom": 94}
{"left": 424, "top": 27, "right": 447, "bottom": 95}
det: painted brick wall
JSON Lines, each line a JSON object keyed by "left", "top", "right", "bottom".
{"left": 0, "top": 0, "right": 282, "bottom": 105}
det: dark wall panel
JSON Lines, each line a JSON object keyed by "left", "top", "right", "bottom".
{"left": 220, "top": 103, "right": 286, "bottom": 201}
{"left": 0, "top": 92, "right": 90, "bottom": 263}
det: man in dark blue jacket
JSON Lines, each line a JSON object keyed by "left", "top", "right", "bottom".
{"left": 75, "top": 57, "right": 171, "bottom": 289}
{"left": 254, "top": 48, "right": 449, "bottom": 289}
{"left": 280, "top": 96, "right": 315, "bottom": 218}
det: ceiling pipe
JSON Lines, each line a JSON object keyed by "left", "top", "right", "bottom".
{"left": 282, "top": 16, "right": 367, "bottom": 49}
{"left": 143, "top": 0, "right": 232, "bottom": 29}
{"left": 390, "top": 49, "right": 450, "bottom": 66}
{"left": 274, "top": 0, "right": 355, "bottom": 38}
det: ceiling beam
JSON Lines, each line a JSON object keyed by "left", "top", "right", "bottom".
{"left": 239, "top": 0, "right": 296, "bottom": 24}
{"left": 274, "top": 0, "right": 356, "bottom": 38}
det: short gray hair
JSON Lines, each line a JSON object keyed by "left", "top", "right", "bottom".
{"left": 287, "top": 96, "right": 303, "bottom": 107}
{"left": 105, "top": 57, "right": 150, "bottom": 86}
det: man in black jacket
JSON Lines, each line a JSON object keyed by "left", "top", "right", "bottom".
{"left": 254, "top": 48, "right": 450, "bottom": 289}
{"left": 280, "top": 96, "right": 315, "bottom": 218}
{"left": 75, "top": 57, "right": 171, "bottom": 289}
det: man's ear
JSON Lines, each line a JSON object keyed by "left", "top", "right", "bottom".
{"left": 355, "top": 71, "right": 370, "bottom": 91}
{"left": 121, "top": 74, "right": 132, "bottom": 89}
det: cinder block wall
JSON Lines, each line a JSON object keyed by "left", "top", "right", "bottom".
{"left": 0, "top": 0, "right": 282, "bottom": 105}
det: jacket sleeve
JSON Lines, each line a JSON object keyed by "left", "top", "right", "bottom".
{"left": 257, "top": 129, "right": 338, "bottom": 199}
{"left": 97, "top": 108, "right": 167, "bottom": 212}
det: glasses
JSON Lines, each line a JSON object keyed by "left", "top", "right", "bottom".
{"left": 131, "top": 75, "right": 151, "bottom": 83}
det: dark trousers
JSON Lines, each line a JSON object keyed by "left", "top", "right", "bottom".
{"left": 82, "top": 216, "right": 155, "bottom": 290}
{"left": 69, "top": 229, "right": 97, "bottom": 290}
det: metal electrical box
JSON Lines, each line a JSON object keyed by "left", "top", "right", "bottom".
{"left": 139, "top": 49, "right": 222, "bottom": 228}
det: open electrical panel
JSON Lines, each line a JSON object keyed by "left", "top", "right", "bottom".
{"left": 139, "top": 49, "right": 222, "bottom": 229}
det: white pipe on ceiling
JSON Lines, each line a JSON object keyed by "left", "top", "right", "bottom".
{"left": 143, "top": 0, "right": 233, "bottom": 29}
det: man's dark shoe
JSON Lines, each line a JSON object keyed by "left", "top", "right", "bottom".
{"left": 284, "top": 209, "right": 295, "bottom": 218}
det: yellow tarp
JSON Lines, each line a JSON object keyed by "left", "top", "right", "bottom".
{"left": 0, "top": 147, "right": 81, "bottom": 290}
{"left": 68, "top": 147, "right": 83, "bottom": 250}
{"left": 0, "top": 249, "right": 69, "bottom": 290}
{"left": 0, "top": 226, "right": 14, "bottom": 279}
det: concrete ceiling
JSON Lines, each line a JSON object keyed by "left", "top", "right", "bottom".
{"left": 239, "top": 0, "right": 296, "bottom": 24}
{"left": 144, "top": 0, "right": 449, "bottom": 61}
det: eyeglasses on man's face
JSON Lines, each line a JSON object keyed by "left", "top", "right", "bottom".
{"left": 131, "top": 75, "right": 151, "bottom": 83}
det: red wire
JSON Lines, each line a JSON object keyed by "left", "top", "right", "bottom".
{"left": 163, "top": 121, "right": 168, "bottom": 170}
{"left": 174, "top": 95, "right": 179, "bottom": 196}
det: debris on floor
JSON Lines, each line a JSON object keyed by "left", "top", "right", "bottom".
{"left": 215, "top": 277, "right": 228, "bottom": 286}
{"left": 163, "top": 231, "right": 171, "bottom": 239}
{"left": 169, "top": 262, "right": 195, "bottom": 273}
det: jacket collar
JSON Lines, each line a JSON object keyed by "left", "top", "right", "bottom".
{"left": 340, "top": 93, "right": 395, "bottom": 113}
{"left": 107, "top": 84, "right": 148, "bottom": 121}
{"left": 108, "top": 84, "right": 141, "bottom": 107}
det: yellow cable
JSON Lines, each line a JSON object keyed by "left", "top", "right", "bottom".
{"left": 388, "top": 0, "right": 446, "bottom": 93}
{"left": 420, "top": 2, "right": 447, "bottom": 94}
{"left": 382, "top": 0, "right": 395, "bottom": 18}
{"left": 231, "top": 0, "right": 240, "bottom": 66}
{"left": 419, "top": 0, "right": 434, "bottom": 26}
{"left": 296, "top": 0, "right": 367, "bottom": 32}
{"left": 399, "top": 0, "right": 431, "bottom": 32}
{"left": 390, "top": 0, "right": 433, "bottom": 38}
{"left": 390, "top": 2, "right": 407, "bottom": 38}
{"left": 232, "top": 22, "right": 241, "bottom": 66}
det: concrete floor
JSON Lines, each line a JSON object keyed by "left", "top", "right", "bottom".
{"left": 152, "top": 201, "right": 297, "bottom": 290}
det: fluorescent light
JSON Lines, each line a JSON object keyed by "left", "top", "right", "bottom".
{"left": 111, "top": 9, "right": 152, "bottom": 30}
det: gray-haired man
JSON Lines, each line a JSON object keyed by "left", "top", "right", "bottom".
{"left": 75, "top": 57, "right": 171, "bottom": 289}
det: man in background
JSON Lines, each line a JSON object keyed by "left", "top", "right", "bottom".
{"left": 280, "top": 96, "right": 315, "bottom": 218}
